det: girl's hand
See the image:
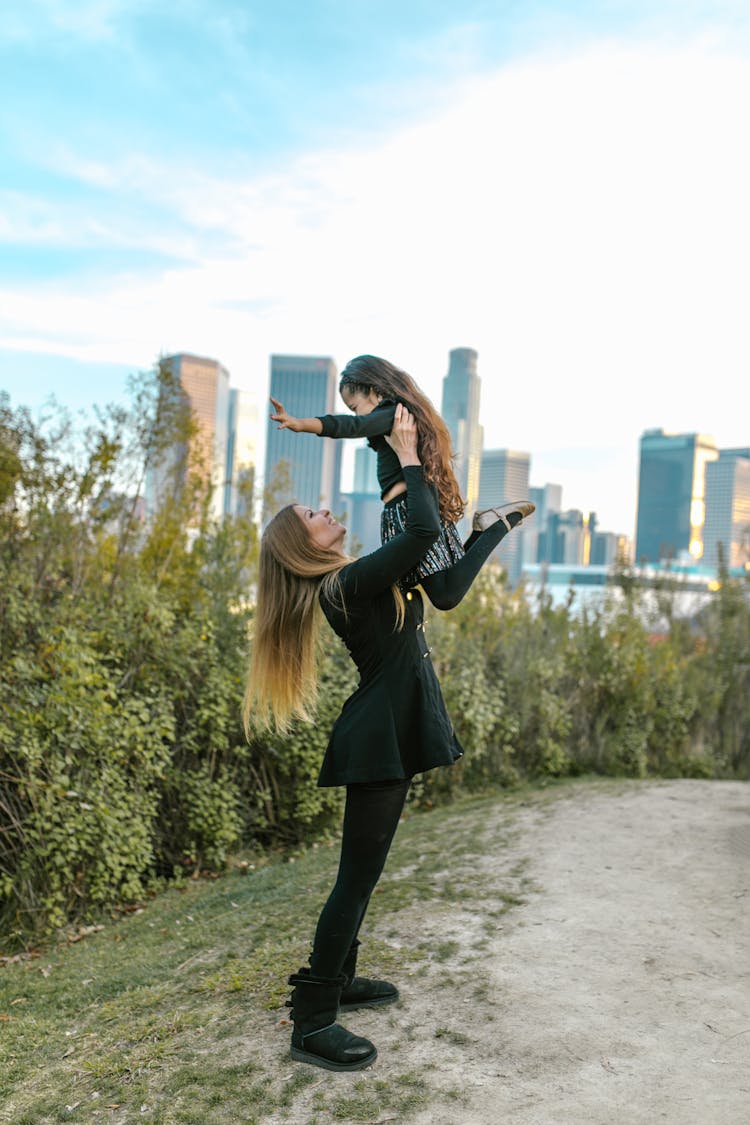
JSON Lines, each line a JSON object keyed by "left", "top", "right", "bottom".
{"left": 269, "top": 397, "right": 302, "bottom": 432}
{"left": 385, "top": 403, "right": 420, "bottom": 466}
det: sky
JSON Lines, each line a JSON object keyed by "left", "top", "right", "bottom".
{"left": 1, "top": 1, "right": 749, "bottom": 537}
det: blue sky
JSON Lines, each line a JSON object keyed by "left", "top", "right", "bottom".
{"left": 2, "top": 1, "right": 750, "bottom": 534}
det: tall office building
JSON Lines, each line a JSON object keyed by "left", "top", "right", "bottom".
{"left": 530, "top": 483, "right": 563, "bottom": 527}
{"left": 589, "top": 531, "right": 630, "bottom": 566}
{"left": 146, "top": 353, "right": 231, "bottom": 523}
{"left": 352, "top": 444, "right": 380, "bottom": 494}
{"left": 264, "top": 355, "right": 342, "bottom": 516}
{"left": 341, "top": 446, "right": 382, "bottom": 555}
{"left": 524, "top": 483, "right": 563, "bottom": 565}
{"left": 703, "top": 448, "right": 750, "bottom": 570}
{"left": 635, "top": 429, "right": 718, "bottom": 564}
{"left": 477, "top": 448, "right": 531, "bottom": 587}
{"left": 538, "top": 509, "right": 591, "bottom": 566}
{"left": 441, "top": 347, "right": 483, "bottom": 518}
{"left": 225, "top": 388, "right": 257, "bottom": 519}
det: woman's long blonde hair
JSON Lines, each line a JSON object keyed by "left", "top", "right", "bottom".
{"left": 340, "top": 355, "right": 464, "bottom": 523}
{"left": 243, "top": 505, "right": 404, "bottom": 736}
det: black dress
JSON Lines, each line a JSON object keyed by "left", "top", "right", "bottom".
{"left": 317, "top": 465, "right": 464, "bottom": 787}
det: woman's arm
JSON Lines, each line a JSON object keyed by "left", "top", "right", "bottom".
{"left": 339, "top": 406, "right": 440, "bottom": 599}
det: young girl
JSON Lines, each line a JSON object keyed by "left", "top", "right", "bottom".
{"left": 246, "top": 407, "right": 463, "bottom": 1071}
{"left": 270, "top": 354, "right": 534, "bottom": 609}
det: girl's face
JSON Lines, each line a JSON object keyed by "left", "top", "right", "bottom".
{"left": 294, "top": 506, "right": 347, "bottom": 552}
{"left": 340, "top": 385, "right": 381, "bottom": 416}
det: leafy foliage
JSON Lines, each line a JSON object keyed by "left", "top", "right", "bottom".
{"left": 1, "top": 371, "right": 749, "bottom": 947}
{"left": 0, "top": 369, "right": 259, "bottom": 945}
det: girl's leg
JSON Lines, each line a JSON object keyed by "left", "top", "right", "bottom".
{"left": 309, "top": 778, "right": 410, "bottom": 979}
{"left": 421, "top": 511, "right": 524, "bottom": 610}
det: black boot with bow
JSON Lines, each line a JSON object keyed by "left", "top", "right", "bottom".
{"left": 286, "top": 967, "right": 377, "bottom": 1071}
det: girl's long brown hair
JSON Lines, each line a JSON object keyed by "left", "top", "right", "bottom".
{"left": 340, "top": 355, "right": 464, "bottom": 523}
{"left": 243, "top": 505, "right": 405, "bottom": 736}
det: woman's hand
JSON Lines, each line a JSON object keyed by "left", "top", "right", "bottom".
{"left": 384, "top": 403, "right": 420, "bottom": 467}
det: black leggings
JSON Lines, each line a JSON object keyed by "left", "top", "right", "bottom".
{"left": 421, "top": 510, "right": 522, "bottom": 611}
{"left": 309, "top": 778, "right": 411, "bottom": 979}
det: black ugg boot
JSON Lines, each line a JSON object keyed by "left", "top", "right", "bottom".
{"left": 286, "top": 968, "right": 377, "bottom": 1071}
{"left": 339, "top": 940, "right": 399, "bottom": 1012}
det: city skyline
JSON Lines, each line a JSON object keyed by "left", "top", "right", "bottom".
{"left": 20, "top": 336, "right": 744, "bottom": 578}
{"left": 143, "top": 348, "right": 748, "bottom": 577}
{"left": 4, "top": 341, "right": 748, "bottom": 554}
{"left": 2, "top": 2, "right": 750, "bottom": 536}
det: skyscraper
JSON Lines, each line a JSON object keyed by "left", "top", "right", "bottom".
{"left": 538, "top": 509, "right": 590, "bottom": 566}
{"left": 225, "top": 388, "right": 258, "bottom": 519}
{"left": 525, "top": 482, "right": 563, "bottom": 565}
{"left": 264, "top": 355, "right": 342, "bottom": 516}
{"left": 703, "top": 448, "right": 750, "bottom": 570}
{"left": 476, "top": 448, "right": 531, "bottom": 586}
{"left": 352, "top": 444, "right": 379, "bottom": 494}
{"left": 590, "top": 531, "right": 630, "bottom": 566}
{"left": 635, "top": 429, "right": 718, "bottom": 564}
{"left": 146, "top": 353, "right": 231, "bottom": 523}
{"left": 440, "top": 347, "right": 483, "bottom": 518}
{"left": 341, "top": 445, "right": 382, "bottom": 555}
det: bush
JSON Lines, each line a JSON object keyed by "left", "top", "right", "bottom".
{"left": 2, "top": 372, "right": 749, "bottom": 947}
{"left": 0, "top": 375, "right": 257, "bottom": 944}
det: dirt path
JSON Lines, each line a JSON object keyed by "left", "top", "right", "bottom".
{"left": 268, "top": 779, "right": 748, "bottom": 1124}
{"left": 402, "top": 779, "right": 750, "bottom": 1125}
{"left": 4, "top": 778, "right": 746, "bottom": 1123}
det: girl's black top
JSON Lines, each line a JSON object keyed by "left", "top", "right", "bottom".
{"left": 316, "top": 400, "right": 400, "bottom": 498}
{"left": 317, "top": 464, "right": 463, "bottom": 787}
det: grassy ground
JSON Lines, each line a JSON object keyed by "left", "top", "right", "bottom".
{"left": 0, "top": 784, "right": 549, "bottom": 1124}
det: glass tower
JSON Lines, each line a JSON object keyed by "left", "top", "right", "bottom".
{"left": 264, "top": 355, "right": 342, "bottom": 517}
{"left": 225, "top": 388, "right": 257, "bottom": 518}
{"left": 634, "top": 429, "right": 718, "bottom": 564}
{"left": 352, "top": 444, "right": 380, "bottom": 495}
{"left": 440, "top": 347, "right": 483, "bottom": 518}
{"left": 525, "top": 483, "right": 563, "bottom": 565}
{"left": 703, "top": 449, "right": 750, "bottom": 571}
{"left": 539, "top": 509, "right": 589, "bottom": 566}
{"left": 476, "top": 448, "right": 531, "bottom": 587}
{"left": 339, "top": 445, "right": 380, "bottom": 555}
{"left": 147, "top": 353, "right": 231, "bottom": 523}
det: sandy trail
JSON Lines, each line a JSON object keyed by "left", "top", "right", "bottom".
{"left": 406, "top": 779, "right": 750, "bottom": 1125}
{"left": 269, "top": 779, "right": 749, "bottom": 1124}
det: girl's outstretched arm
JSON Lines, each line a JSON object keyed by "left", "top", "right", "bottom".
{"left": 317, "top": 400, "right": 396, "bottom": 440}
{"left": 269, "top": 397, "right": 323, "bottom": 435}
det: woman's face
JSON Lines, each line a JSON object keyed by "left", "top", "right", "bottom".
{"left": 340, "top": 385, "right": 381, "bottom": 416}
{"left": 294, "top": 506, "right": 347, "bottom": 552}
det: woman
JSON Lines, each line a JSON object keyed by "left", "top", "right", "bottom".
{"left": 244, "top": 406, "right": 463, "bottom": 1071}
{"left": 269, "top": 353, "right": 534, "bottom": 607}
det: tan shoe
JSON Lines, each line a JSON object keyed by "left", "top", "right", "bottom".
{"left": 472, "top": 499, "right": 535, "bottom": 534}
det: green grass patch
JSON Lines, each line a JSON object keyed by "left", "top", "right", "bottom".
{"left": 0, "top": 780, "right": 582, "bottom": 1122}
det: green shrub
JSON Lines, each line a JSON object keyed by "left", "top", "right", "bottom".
{"left": 2, "top": 373, "right": 749, "bottom": 948}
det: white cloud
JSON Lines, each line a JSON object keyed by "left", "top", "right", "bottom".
{"left": 0, "top": 0, "right": 138, "bottom": 44}
{"left": 3, "top": 38, "right": 750, "bottom": 532}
